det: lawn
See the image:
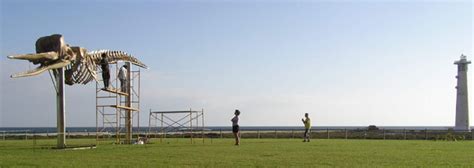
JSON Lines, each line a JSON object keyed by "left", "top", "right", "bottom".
{"left": 0, "top": 138, "right": 473, "bottom": 167}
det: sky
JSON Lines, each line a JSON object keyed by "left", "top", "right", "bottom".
{"left": 0, "top": 0, "right": 472, "bottom": 127}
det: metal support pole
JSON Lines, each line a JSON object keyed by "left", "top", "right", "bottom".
{"left": 138, "top": 69, "right": 141, "bottom": 142}
{"left": 137, "top": 106, "right": 140, "bottom": 143}
{"left": 25, "top": 130, "right": 28, "bottom": 140}
{"left": 33, "top": 131, "right": 36, "bottom": 149}
{"left": 160, "top": 113, "right": 164, "bottom": 143}
{"left": 147, "top": 110, "right": 151, "bottom": 140}
{"left": 153, "top": 114, "right": 158, "bottom": 139}
{"left": 383, "top": 129, "right": 386, "bottom": 140}
{"left": 115, "top": 62, "right": 120, "bottom": 144}
{"left": 196, "top": 112, "right": 199, "bottom": 130}
{"left": 202, "top": 109, "right": 205, "bottom": 144}
{"left": 56, "top": 68, "right": 66, "bottom": 148}
{"left": 425, "top": 128, "right": 428, "bottom": 140}
{"left": 258, "top": 130, "right": 261, "bottom": 139}
{"left": 327, "top": 128, "right": 329, "bottom": 139}
{"left": 190, "top": 109, "right": 193, "bottom": 143}
{"left": 95, "top": 80, "right": 99, "bottom": 143}
{"left": 404, "top": 129, "right": 407, "bottom": 140}
{"left": 125, "top": 62, "right": 132, "bottom": 144}
{"left": 345, "top": 129, "right": 348, "bottom": 140}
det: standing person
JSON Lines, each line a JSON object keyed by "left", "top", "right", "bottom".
{"left": 118, "top": 64, "right": 128, "bottom": 93}
{"left": 231, "top": 109, "right": 241, "bottom": 145}
{"left": 100, "top": 53, "right": 110, "bottom": 89}
{"left": 302, "top": 113, "right": 311, "bottom": 142}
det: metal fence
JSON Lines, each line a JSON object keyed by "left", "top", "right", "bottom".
{"left": 145, "top": 128, "right": 474, "bottom": 141}
{"left": 2, "top": 128, "right": 473, "bottom": 141}
{"left": 0, "top": 130, "right": 94, "bottom": 140}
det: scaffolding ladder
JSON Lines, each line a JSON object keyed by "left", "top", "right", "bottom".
{"left": 96, "top": 62, "right": 141, "bottom": 144}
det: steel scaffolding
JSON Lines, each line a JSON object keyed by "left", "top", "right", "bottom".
{"left": 96, "top": 62, "right": 141, "bottom": 144}
{"left": 148, "top": 109, "right": 205, "bottom": 143}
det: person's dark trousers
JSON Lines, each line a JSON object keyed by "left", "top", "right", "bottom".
{"left": 102, "top": 70, "right": 110, "bottom": 88}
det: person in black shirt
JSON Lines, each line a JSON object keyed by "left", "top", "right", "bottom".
{"left": 231, "top": 110, "right": 240, "bottom": 146}
{"left": 100, "top": 53, "right": 110, "bottom": 89}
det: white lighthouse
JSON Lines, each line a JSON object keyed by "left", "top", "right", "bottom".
{"left": 454, "top": 54, "right": 471, "bottom": 132}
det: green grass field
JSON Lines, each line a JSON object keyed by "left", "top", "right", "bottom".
{"left": 0, "top": 138, "right": 473, "bottom": 167}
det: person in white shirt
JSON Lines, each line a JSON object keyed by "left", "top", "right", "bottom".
{"left": 118, "top": 64, "right": 128, "bottom": 93}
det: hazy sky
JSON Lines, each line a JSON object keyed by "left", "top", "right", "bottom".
{"left": 1, "top": 0, "right": 472, "bottom": 127}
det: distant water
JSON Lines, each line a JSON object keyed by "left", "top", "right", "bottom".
{"left": 0, "top": 126, "right": 469, "bottom": 133}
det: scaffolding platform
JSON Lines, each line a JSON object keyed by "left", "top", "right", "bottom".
{"left": 100, "top": 88, "right": 129, "bottom": 96}
{"left": 96, "top": 105, "right": 139, "bottom": 111}
{"left": 112, "top": 105, "right": 139, "bottom": 111}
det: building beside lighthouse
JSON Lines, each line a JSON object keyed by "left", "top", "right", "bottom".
{"left": 454, "top": 54, "right": 471, "bottom": 131}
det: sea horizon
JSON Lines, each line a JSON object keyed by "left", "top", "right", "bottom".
{"left": 1, "top": 126, "right": 472, "bottom": 133}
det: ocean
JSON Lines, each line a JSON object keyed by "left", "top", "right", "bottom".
{"left": 0, "top": 126, "right": 468, "bottom": 133}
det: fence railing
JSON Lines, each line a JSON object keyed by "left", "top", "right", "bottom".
{"left": 145, "top": 128, "right": 474, "bottom": 141}
{"left": 0, "top": 130, "right": 94, "bottom": 140}
{"left": 1, "top": 129, "right": 473, "bottom": 141}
